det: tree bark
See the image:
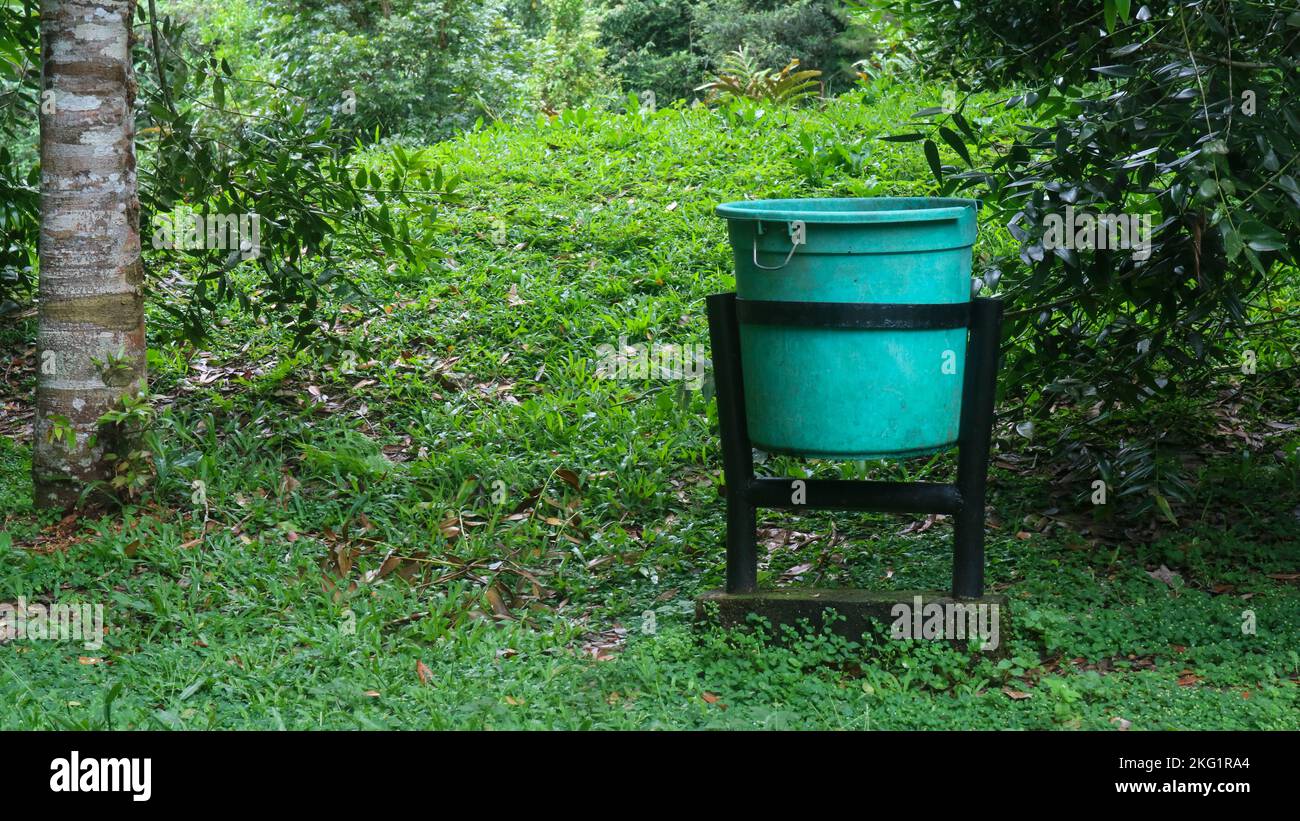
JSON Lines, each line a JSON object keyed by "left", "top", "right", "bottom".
{"left": 35, "top": 0, "right": 145, "bottom": 509}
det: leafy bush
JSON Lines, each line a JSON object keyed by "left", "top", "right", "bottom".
{"left": 138, "top": 8, "right": 459, "bottom": 346}
{"left": 696, "top": 48, "right": 822, "bottom": 104}
{"left": 528, "top": 0, "right": 617, "bottom": 111}
{"left": 845, "top": 1, "right": 921, "bottom": 82}
{"left": 260, "top": 0, "right": 533, "bottom": 140}
{"left": 505, "top": 0, "right": 553, "bottom": 36}
{"left": 597, "top": 0, "right": 704, "bottom": 103}
{"left": 883, "top": 0, "right": 1300, "bottom": 493}
{"left": 597, "top": 0, "right": 855, "bottom": 105}
{"left": 694, "top": 0, "right": 852, "bottom": 90}
{"left": 0, "top": 0, "right": 38, "bottom": 313}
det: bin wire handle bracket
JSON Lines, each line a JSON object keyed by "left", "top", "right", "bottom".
{"left": 751, "top": 220, "right": 806, "bottom": 271}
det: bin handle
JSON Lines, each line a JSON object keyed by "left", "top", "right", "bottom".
{"left": 751, "top": 220, "right": 806, "bottom": 271}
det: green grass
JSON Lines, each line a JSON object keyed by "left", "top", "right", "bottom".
{"left": 1, "top": 85, "right": 1298, "bottom": 729}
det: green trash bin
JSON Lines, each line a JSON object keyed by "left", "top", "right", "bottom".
{"left": 715, "top": 197, "right": 979, "bottom": 459}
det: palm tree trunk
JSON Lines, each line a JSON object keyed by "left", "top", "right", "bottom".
{"left": 34, "top": 0, "right": 145, "bottom": 509}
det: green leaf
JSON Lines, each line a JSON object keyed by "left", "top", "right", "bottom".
{"left": 103, "top": 682, "right": 123, "bottom": 730}
{"left": 951, "top": 111, "right": 978, "bottom": 143}
{"left": 1222, "top": 224, "right": 1243, "bottom": 261}
{"left": 1091, "top": 65, "right": 1137, "bottom": 78}
{"left": 939, "top": 126, "right": 972, "bottom": 167}
{"left": 1154, "top": 493, "right": 1178, "bottom": 526}
{"left": 1237, "top": 220, "right": 1286, "bottom": 252}
{"left": 1274, "top": 174, "right": 1300, "bottom": 199}
{"left": 923, "top": 139, "right": 943, "bottom": 184}
{"left": 1284, "top": 108, "right": 1300, "bottom": 137}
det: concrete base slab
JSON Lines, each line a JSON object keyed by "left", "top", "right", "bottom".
{"left": 696, "top": 588, "right": 1009, "bottom": 655}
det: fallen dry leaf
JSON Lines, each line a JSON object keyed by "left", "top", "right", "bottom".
{"left": 334, "top": 544, "right": 353, "bottom": 576}
{"left": 1147, "top": 564, "right": 1182, "bottom": 586}
{"left": 780, "top": 562, "right": 814, "bottom": 579}
{"left": 485, "top": 586, "right": 512, "bottom": 619}
{"left": 1002, "top": 687, "right": 1032, "bottom": 700}
{"left": 416, "top": 660, "right": 433, "bottom": 685}
{"left": 555, "top": 468, "right": 581, "bottom": 490}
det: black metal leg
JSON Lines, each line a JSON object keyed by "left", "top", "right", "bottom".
{"left": 707, "top": 293, "right": 758, "bottom": 594}
{"left": 953, "top": 297, "right": 1003, "bottom": 598}
{"left": 707, "top": 291, "right": 1001, "bottom": 600}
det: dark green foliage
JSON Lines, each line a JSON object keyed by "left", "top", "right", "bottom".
{"left": 884, "top": 0, "right": 1300, "bottom": 502}
{"left": 138, "top": 9, "right": 459, "bottom": 347}
{"left": 506, "top": 0, "right": 553, "bottom": 36}
{"left": 695, "top": 0, "right": 851, "bottom": 90}
{"left": 902, "top": 0, "right": 1111, "bottom": 84}
{"left": 0, "top": 0, "right": 38, "bottom": 313}
{"left": 260, "top": 0, "right": 532, "bottom": 141}
{"left": 529, "top": 0, "right": 615, "bottom": 110}
{"left": 597, "top": 0, "right": 705, "bottom": 102}
{"left": 596, "top": 0, "right": 855, "bottom": 104}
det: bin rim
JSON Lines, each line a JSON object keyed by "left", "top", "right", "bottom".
{"left": 715, "top": 196, "right": 980, "bottom": 225}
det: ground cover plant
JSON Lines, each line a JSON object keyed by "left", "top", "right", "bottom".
{"left": 2, "top": 73, "right": 1297, "bottom": 728}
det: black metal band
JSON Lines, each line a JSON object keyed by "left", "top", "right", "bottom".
{"left": 735, "top": 298, "right": 971, "bottom": 330}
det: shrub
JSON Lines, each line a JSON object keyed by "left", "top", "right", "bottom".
{"left": 597, "top": 0, "right": 704, "bottom": 104}
{"left": 597, "top": 0, "right": 856, "bottom": 105}
{"left": 880, "top": 0, "right": 1300, "bottom": 506}
{"left": 529, "top": 0, "right": 618, "bottom": 111}
{"left": 0, "top": 0, "right": 38, "bottom": 312}
{"left": 695, "top": 0, "right": 852, "bottom": 91}
{"left": 260, "top": 0, "right": 533, "bottom": 140}
{"left": 696, "top": 48, "right": 822, "bottom": 104}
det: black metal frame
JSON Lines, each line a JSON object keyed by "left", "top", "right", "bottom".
{"left": 706, "top": 292, "right": 1004, "bottom": 599}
